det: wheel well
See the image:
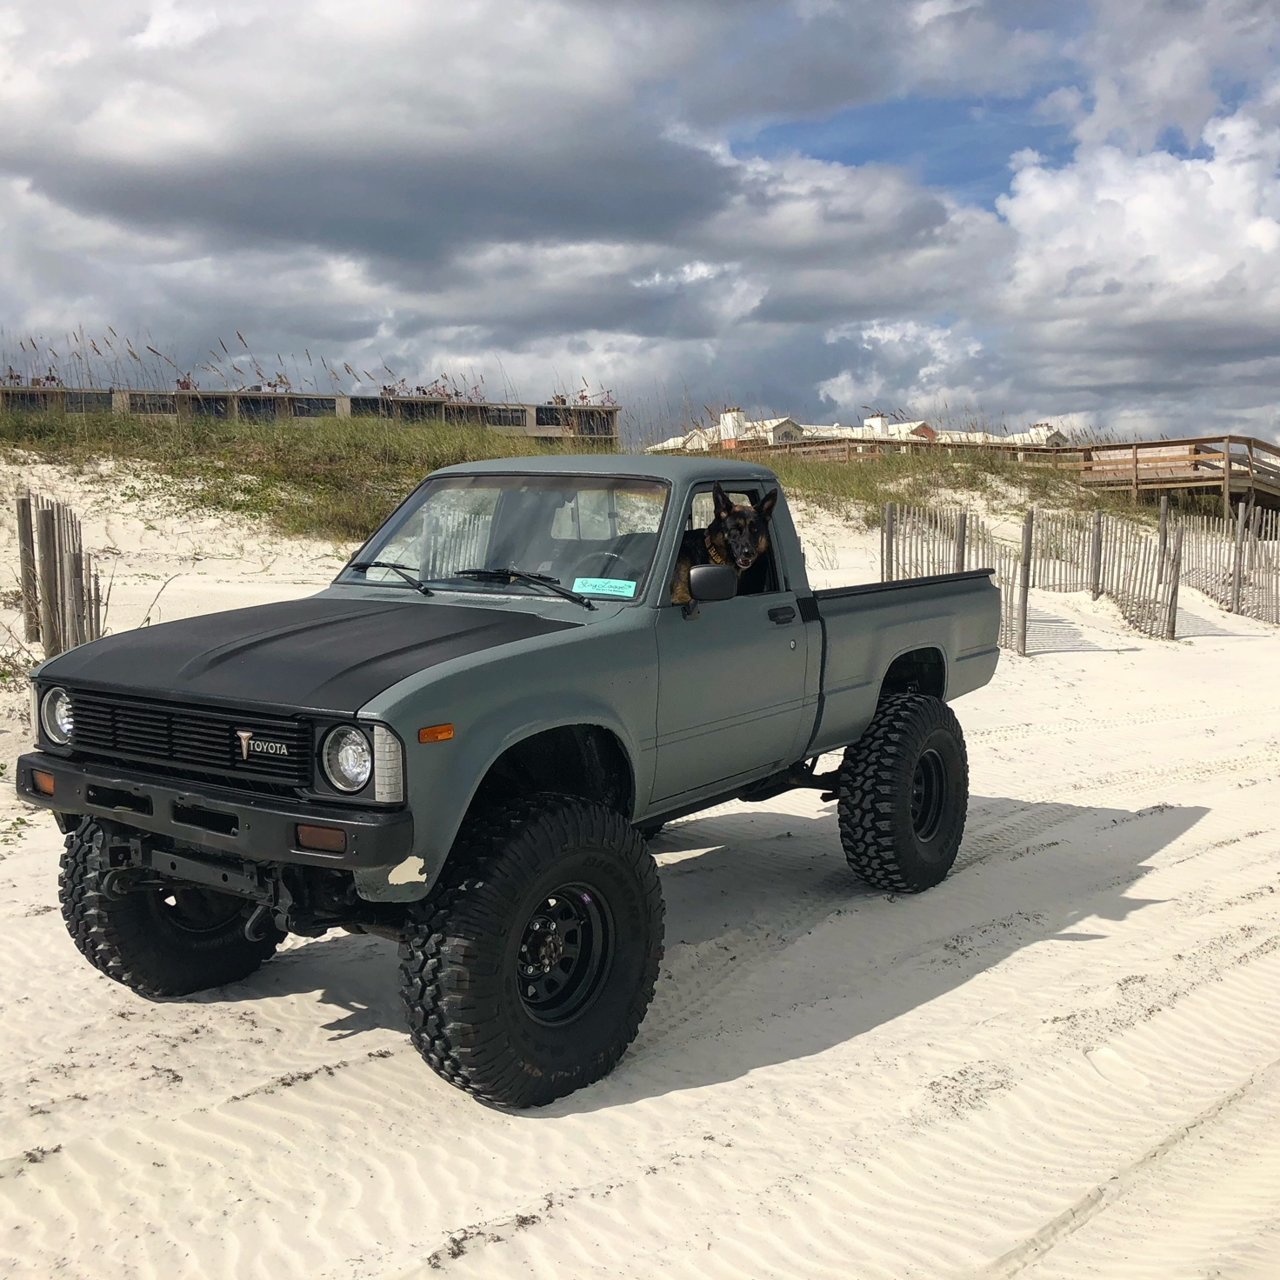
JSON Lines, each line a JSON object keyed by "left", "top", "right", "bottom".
{"left": 469, "top": 725, "right": 634, "bottom": 819}
{"left": 879, "top": 647, "right": 945, "bottom": 701}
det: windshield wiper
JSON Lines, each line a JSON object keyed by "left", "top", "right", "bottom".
{"left": 454, "top": 567, "right": 596, "bottom": 611}
{"left": 347, "top": 560, "right": 434, "bottom": 596}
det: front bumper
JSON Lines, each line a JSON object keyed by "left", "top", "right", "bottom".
{"left": 16, "top": 751, "right": 413, "bottom": 870}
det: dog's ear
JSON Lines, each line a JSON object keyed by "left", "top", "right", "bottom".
{"left": 712, "top": 482, "right": 733, "bottom": 521}
{"left": 756, "top": 488, "right": 778, "bottom": 521}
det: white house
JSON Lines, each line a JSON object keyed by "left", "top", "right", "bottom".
{"left": 934, "top": 424, "right": 1070, "bottom": 448}
{"left": 859, "top": 414, "right": 937, "bottom": 441}
{"left": 644, "top": 409, "right": 950, "bottom": 452}
{"left": 717, "top": 409, "right": 805, "bottom": 446}
{"left": 646, "top": 410, "right": 805, "bottom": 452}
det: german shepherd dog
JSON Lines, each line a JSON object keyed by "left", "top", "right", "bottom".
{"left": 670, "top": 482, "right": 778, "bottom": 605}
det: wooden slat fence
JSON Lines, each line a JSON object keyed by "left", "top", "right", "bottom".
{"left": 882, "top": 502, "right": 1184, "bottom": 653}
{"left": 1173, "top": 506, "right": 1280, "bottom": 624}
{"left": 963, "top": 519, "right": 1023, "bottom": 651}
{"left": 15, "top": 491, "right": 106, "bottom": 659}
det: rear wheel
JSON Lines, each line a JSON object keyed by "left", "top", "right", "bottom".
{"left": 836, "top": 694, "right": 968, "bottom": 893}
{"left": 58, "top": 820, "right": 281, "bottom": 996}
{"left": 399, "top": 793, "right": 664, "bottom": 1107}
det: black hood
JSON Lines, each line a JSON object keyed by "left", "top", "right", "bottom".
{"left": 40, "top": 594, "right": 580, "bottom": 715}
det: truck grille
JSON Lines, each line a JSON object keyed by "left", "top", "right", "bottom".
{"left": 68, "top": 691, "right": 312, "bottom": 788}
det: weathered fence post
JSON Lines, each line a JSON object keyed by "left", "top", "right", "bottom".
{"left": 1230, "top": 501, "right": 1248, "bottom": 614}
{"left": 1089, "top": 510, "right": 1103, "bottom": 600}
{"left": 90, "top": 564, "right": 103, "bottom": 642}
{"left": 883, "top": 502, "right": 896, "bottom": 582}
{"left": 954, "top": 510, "right": 967, "bottom": 574}
{"left": 1165, "top": 527, "right": 1184, "bottom": 640}
{"left": 17, "top": 492, "right": 41, "bottom": 643}
{"left": 1017, "top": 508, "right": 1034, "bottom": 657}
{"left": 1156, "top": 495, "right": 1169, "bottom": 584}
{"left": 36, "top": 506, "right": 62, "bottom": 659}
{"left": 69, "top": 549, "right": 87, "bottom": 649}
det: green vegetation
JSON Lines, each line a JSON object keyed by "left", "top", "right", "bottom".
{"left": 766, "top": 447, "right": 1158, "bottom": 526}
{"left": 0, "top": 411, "right": 602, "bottom": 541}
{"left": 0, "top": 410, "right": 1148, "bottom": 544}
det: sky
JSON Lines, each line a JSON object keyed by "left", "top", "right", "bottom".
{"left": 1, "top": 0, "right": 1279, "bottom": 442}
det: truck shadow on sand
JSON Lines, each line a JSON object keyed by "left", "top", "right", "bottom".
{"left": 570, "top": 793, "right": 1208, "bottom": 1111}
{"left": 218, "top": 794, "right": 1208, "bottom": 1108}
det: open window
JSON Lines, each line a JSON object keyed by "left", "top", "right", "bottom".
{"left": 675, "top": 483, "right": 782, "bottom": 599}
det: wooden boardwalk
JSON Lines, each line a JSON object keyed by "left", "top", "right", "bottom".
{"left": 731, "top": 432, "right": 1280, "bottom": 516}
{"left": 1066, "top": 436, "right": 1280, "bottom": 515}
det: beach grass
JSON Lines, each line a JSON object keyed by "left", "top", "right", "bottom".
{"left": 0, "top": 410, "right": 1153, "bottom": 542}
{"left": 0, "top": 411, "right": 605, "bottom": 540}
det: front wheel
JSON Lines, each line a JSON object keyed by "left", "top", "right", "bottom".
{"left": 836, "top": 694, "right": 969, "bottom": 893}
{"left": 399, "top": 793, "right": 664, "bottom": 1107}
{"left": 58, "top": 820, "right": 281, "bottom": 997}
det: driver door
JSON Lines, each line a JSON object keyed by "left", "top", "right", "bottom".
{"left": 650, "top": 483, "right": 810, "bottom": 804}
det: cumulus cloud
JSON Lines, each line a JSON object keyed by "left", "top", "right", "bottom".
{"left": 0, "top": 0, "right": 1279, "bottom": 439}
{"left": 1068, "top": 0, "right": 1280, "bottom": 151}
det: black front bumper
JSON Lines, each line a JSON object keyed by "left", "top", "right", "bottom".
{"left": 17, "top": 752, "right": 414, "bottom": 870}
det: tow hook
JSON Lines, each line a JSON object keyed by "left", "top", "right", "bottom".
{"left": 244, "top": 904, "right": 275, "bottom": 942}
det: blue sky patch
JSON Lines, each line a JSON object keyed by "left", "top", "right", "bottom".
{"left": 740, "top": 95, "right": 1078, "bottom": 208}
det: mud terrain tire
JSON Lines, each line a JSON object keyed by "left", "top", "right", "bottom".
{"left": 58, "top": 819, "right": 281, "bottom": 997}
{"left": 837, "top": 694, "right": 968, "bottom": 893}
{"left": 399, "top": 793, "right": 664, "bottom": 1107}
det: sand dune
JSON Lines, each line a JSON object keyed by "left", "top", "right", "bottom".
{"left": 2, "top": 465, "right": 1278, "bottom": 1278}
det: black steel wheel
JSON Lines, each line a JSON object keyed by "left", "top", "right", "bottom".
{"left": 399, "top": 792, "right": 664, "bottom": 1107}
{"left": 59, "top": 820, "right": 281, "bottom": 997}
{"left": 516, "top": 884, "right": 614, "bottom": 1025}
{"left": 836, "top": 694, "right": 969, "bottom": 893}
{"left": 911, "top": 748, "right": 947, "bottom": 842}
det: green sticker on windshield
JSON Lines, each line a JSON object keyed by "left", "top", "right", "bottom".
{"left": 572, "top": 577, "right": 637, "bottom": 598}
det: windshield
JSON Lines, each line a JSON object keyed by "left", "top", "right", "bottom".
{"left": 343, "top": 473, "right": 670, "bottom": 602}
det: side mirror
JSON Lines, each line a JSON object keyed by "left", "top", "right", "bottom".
{"left": 688, "top": 563, "right": 738, "bottom": 603}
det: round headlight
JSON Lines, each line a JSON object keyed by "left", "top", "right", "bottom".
{"left": 40, "top": 687, "right": 74, "bottom": 745}
{"left": 323, "top": 726, "right": 372, "bottom": 793}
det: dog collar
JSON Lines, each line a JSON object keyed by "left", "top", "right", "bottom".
{"left": 704, "top": 535, "right": 727, "bottom": 566}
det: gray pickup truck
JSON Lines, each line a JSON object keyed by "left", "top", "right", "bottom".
{"left": 19, "top": 455, "right": 999, "bottom": 1105}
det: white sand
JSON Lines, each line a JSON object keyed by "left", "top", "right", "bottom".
{"left": 2, "top": 464, "right": 1279, "bottom": 1279}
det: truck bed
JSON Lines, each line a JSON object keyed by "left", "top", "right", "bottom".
{"left": 807, "top": 569, "right": 1001, "bottom": 756}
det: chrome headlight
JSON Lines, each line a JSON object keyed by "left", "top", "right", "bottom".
{"left": 322, "top": 726, "right": 373, "bottom": 793}
{"left": 40, "top": 687, "right": 74, "bottom": 746}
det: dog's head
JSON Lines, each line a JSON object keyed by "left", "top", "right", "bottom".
{"left": 710, "top": 482, "right": 778, "bottom": 571}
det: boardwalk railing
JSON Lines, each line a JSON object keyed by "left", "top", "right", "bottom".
{"left": 16, "top": 492, "right": 106, "bottom": 659}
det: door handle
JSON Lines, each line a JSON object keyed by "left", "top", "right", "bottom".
{"left": 768, "top": 606, "right": 796, "bottom": 624}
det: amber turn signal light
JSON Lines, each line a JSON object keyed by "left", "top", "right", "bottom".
{"left": 295, "top": 824, "right": 347, "bottom": 854}
{"left": 419, "top": 724, "right": 455, "bottom": 743}
{"left": 32, "top": 770, "right": 56, "bottom": 797}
